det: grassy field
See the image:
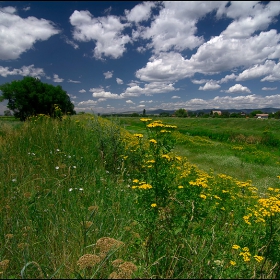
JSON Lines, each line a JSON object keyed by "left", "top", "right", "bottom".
{"left": 0, "top": 114, "right": 280, "bottom": 279}
{"left": 118, "top": 117, "right": 280, "bottom": 192}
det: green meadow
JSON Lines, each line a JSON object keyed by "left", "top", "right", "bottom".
{"left": 118, "top": 117, "right": 280, "bottom": 192}
{"left": 0, "top": 114, "right": 280, "bottom": 279}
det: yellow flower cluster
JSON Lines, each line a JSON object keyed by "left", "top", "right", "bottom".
{"left": 133, "top": 133, "right": 143, "bottom": 138}
{"left": 254, "top": 255, "right": 264, "bottom": 262}
{"left": 132, "top": 180, "right": 153, "bottom": 190}
{"left": 218, "top": 174, "right": 233, "bottom": 180}
{"left": 239, "top": 251, "right": 251, "bottom": 262}
{"left": 189, "top": 177, "right": 209, "bottom": 188}
{"left": 164, "top": 124, "right": 177, "bottom": 129}
{"left": 147, "top": 122, "right": 165, "bottom": 128}
{"left": 162, "top": 154, "right": 171, "bottom": 160}
{"left": 139, "top": 183, "right": 153, "bottom": 190}
{"left": 140, "top": 118, "right": 152, "bottom": 122}
{"left": 235, "top": 181, "right": 252, "bottom": 188}
{"left": 258, "top": 196, "right": 280, "bottom": 216}
{"left": 243, "top": 214, "right": 252, "bottom": 225}
{"left": 232, "top": 245, "right": 264, "bottom": 263}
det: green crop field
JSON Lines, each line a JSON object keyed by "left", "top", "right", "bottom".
{"left": 0, "top": 114, "right": 280, "bottom": 278}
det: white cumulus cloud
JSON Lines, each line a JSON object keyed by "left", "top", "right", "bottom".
{"left": 121, "top": 82, "right": 177, "bottom": 98}
{"left": 125, "top": 1, "right": 156, "bottom": 23}
{"left": 116, "top": 78, "right": 123, "bottom": 84}
{"left": 69, "top": 10, "right": 131, "bottom": 59}
{"left": 126, "top": 100, "right": 134, "bottom": 104}
{"left": 139, "top": 1, "right": 227, "bottom": 53}
{"left": 236, "top": 60, "right": 278, "bottom": 81}
{"left": 0, "top": 64, "right": 45, "bottom": 77}
{"left": 199, "top": 81, "right": 221, "bottom": 91}
{"left": 104, "top": 71, "right": 113, "bottom": 79}
{"left": 92, "top": 90, "right": 123, "bottom": 99}
{"left": 224, "top": 84, "right": 251, "bottom": 93}
{"left": 221, "top": 2, "right": 280, "bottom": 39}
{"left": 53, "top": 74, "right": 64, "bottom": 83}
{"left": 78, "top": 100, "right": 98, "bottom": 106}
{"left": 0, "top": 6, "right": 60, "bottom": 60}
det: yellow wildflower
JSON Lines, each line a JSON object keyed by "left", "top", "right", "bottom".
{"left": 162, "top": 154, "right": 170, "bottom": 160}
{"left": 140, "top": 118, "right": 152, "bottom": 122}
{"left": 243, "top": 215, "right": 252, "bottom": 225}
{"left": 139, "top": 183, "right": 152, "bottom": 190}
{"left": 133, "top": 133, "right": 143, "bottom": 138}
{"left": 254, "top": 255, "right": 264, "bottom": 262}
{"left": 230, "top": 260, "right": 236, "bottom": 266}
{"left": 239, "top": 251, "right": 251, "bottom": 262}
{"left": 200, "top": 194, "right": 207, "bottom": 200}
{"left": 232, "top": 244, "right": 240, "bottom": 250}
{"left": 178, "top": 185, "right": 184, "bottom": 189}
{"left": 149, "top": 139, "right": 157, "bottom": 144}
{"left": 151, "top": 203, "right": 157, "bottom": 207}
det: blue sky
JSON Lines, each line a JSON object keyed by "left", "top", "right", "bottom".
{"left": 0, "top": 1, "right": 280, "bottom": 115}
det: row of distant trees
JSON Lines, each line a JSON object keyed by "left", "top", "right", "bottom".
{"left": 170, "top": 110, "right": 280, "bottom": 118}
{"left": 102, "top": 109, "right": 280, "bottom": 119}
{"left": 171, "top": 109, "right": 280, "bottom": 119}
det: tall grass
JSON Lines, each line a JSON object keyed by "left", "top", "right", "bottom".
{"left": 0, "top": 114, "right": 279, "bottom": 278}
{"left": 0, "top": 115, "right": 138, "bottom": 278}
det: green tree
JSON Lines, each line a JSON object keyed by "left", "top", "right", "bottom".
{"left": 221, "top": 110, "right": 230, "bottom": 118}
{"left": 142, "top": 109, "right": 146, "bottom": 116}
{"left": 175, "top": 108, "right": 188, "bottom": 117}
{"left": 131, "top": 112, "right": 139, "bottom": 117}
{"left": 249, "top": 110, "right": 263, "bottom": 118}
{"left": 0, "top": 76, "right": 75, "bottom": 121}
{"left": 159, "top": 112, "right": 170, "bottom": 117}
{"left": 271, "top": 110, "right": 280, "bottom": 119}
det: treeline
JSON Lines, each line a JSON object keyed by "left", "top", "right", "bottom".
{"left": 99, "top": 109, "right": 280, "bottom": 118}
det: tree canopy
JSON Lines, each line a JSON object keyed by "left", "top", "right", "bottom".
{"left": 0, "top": 76, "right": 75, "bottom": 121}
{"left": 174, "top": 108, "right": 188, "bottom": 117}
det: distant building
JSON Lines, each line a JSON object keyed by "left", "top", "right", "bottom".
{"left": 212, "top": 110, "right": 222, "bottom": 115}
{"left": 256, "top": 114, "right": 269, "bottom": 119}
